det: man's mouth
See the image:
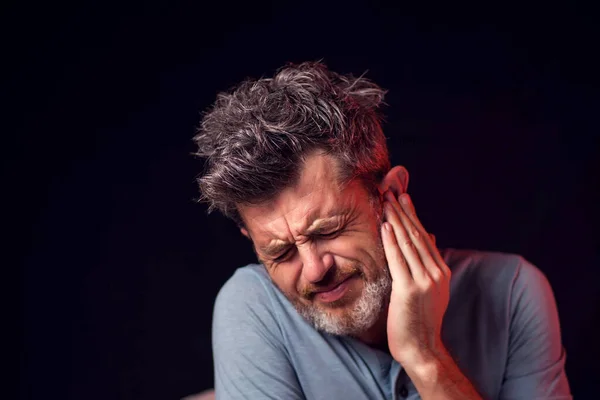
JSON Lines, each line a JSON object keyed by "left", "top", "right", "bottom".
{"left": 313, "top": 276, "right": 354, "bottom": 303}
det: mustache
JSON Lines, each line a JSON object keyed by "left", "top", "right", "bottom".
{"left": 299, "top": 264, "right": 361, "bottom": 299}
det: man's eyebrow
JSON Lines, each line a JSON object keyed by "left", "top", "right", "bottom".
{"left": 305, "top": 217, "right": 341, "bottom": 235}
{"left": 261, "top": 240, "right": 291, "bottom": 257}
{"left": 260, "top": 215, "right": 344, "bottom": 257}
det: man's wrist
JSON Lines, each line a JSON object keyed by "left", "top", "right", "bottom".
{"left": 395, "top": 339, "right": 447, "bottom": 373}
{"left": 400, "top": 344, "right": 483, "bottom": 400}
{"left": 401, "top": 344, "right": 456, "bottom": 388}
{"left": 400, "top": 347, "right": 447, "bottom": 388}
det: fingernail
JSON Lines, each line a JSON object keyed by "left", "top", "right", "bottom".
{"left": 384, "top": 189, "right": 393, "bottom": 201}
{"left": 401, "top": 193, "right": 410, "bottom": 205}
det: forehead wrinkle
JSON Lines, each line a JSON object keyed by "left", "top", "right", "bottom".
{"left": 245, "top": 185, "right": 326, "bottom": 227}
{"left": 261, "top": 214, "right": 344, "bottom": 257}
{"left": 244, "top": 154, "right": 343, "bottom": 229}
{"left": 290, "top": 188, "right": 349, "bottom": 236}
{"left": 243, "top": 154, "right": 354, "bottom": 255}
{"left": 259, "top": 205, "right": 346, "bottom": 256}
{"left": 247, "top": 178, "right": 363, "bottom": 240}
{"left": 251, "top": 197, "right": 317, "bottom": 255}
{"left": 252, "top": 185, "right": 331, "bottom": 238}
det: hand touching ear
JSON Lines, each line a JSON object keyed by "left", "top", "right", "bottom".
{"left": 380, "top": 190, "right": 450, "bottom": 366}
{"left": 380, "top": 191, "right": 483, "bottom": 399}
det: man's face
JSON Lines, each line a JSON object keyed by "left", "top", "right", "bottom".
{"left": 239, "top": 153, "right": 392, "bottom": 336}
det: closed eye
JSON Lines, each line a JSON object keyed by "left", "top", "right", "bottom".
{"left": 272, "top": 230, "right": 341, "bottom": 263}
{"left": 316, "top": 230, "right": 341, "bottom": 239}
{"left": 274, "top": 247, "right": 295, "bottom": 262}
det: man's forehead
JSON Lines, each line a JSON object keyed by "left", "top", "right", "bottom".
{"left": 243, "top": 188, "right": 349, "bottom": 237}
{"left": 240, "top": 154, "right": 343, "bottom": 222}
{"left": 238, "top": 152, "right": 370, "bottom": 243}
{"left": 294, "top": 152, "right": 344, "bottom": 196}
{"left": 256, "top": 209, "right": 347, "bottom": 256}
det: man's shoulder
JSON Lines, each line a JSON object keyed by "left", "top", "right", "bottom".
{"left": 214, "top": 263, "right": 274, "bottom": 308}
{"left": 442, "top": 248, "right": 541, "bottom": 295}
{"left": 212, "top": 263, "right": 313, "bottom": 355}
{"left": 213, "top": 263, "right": 296, "bottom": 326}
{"left": 220, "top": 263, "right": 270, "bottom": 289}
{"left": 443, "top": 247, "right": 524, "bottom": 268}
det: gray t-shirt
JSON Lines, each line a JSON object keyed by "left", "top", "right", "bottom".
{"left": 212, "top": 248, "right": 571, "bottom": 399}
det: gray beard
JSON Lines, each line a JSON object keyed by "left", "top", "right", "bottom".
{"left": 295, "top": 270, "right": 392, "bottom": 337}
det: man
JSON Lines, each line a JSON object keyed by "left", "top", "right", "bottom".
{"left": 193, "top": 61, "right": 571, "bottom": 399}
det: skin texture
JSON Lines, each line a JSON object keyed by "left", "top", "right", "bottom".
{"left": 381, "top": 191, "right": 482, "bottom": 398}
{"left": 239, "top": 152, "right": 392, "bottom": 341}
{"left": 239, "top": 152, "right": 483, "bottom": 399}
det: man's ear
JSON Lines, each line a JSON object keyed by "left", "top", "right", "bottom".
{"left": 378, "top": 166, "right": 409, "bottom": 198}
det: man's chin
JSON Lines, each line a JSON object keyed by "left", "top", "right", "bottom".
{"left": 295, "top": 298, "right": 376, "bottom": 337}
{"left": 295, "top": 274, "right": 391, "bottom": 336}
{"left": 296, "top": 306, "right": 363, "bottom": 336}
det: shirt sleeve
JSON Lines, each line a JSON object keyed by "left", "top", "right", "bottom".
{"left": 498, "top": 257, "right": 572, "bottom": 399}
{"left": 212, "top": 269, "right": 305, "bottom": 400}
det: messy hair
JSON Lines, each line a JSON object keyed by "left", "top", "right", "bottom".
{"left": 193, "top": 61, "right": 390, "bottom": 224}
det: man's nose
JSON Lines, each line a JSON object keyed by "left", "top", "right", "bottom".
{"left": 299, "top": 242, "right": 334, "bottom": 283}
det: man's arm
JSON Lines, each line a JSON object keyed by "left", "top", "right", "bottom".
{"left": 381, "top": 191, "right": 484, "bottom": 399}
{"left": 395, "top": 258, "right": 573, "bottom": 400}
{"left": 497, "top": 257, "right": 572, "bottom": 399}
{"left": 381, "top": 191, "right": 572, "bottom": 399}
{"left": 212, "top": 269, "right": 304, "bottom": 400}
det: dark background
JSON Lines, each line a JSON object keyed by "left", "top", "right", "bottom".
{"left": 11, "top": 1, "right": 598, "bottom": 399}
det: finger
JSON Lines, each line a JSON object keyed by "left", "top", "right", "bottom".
{"left": 381, "top": 221, "right": 412, "bottom": 285}
{"left": 383, "top": 198, "right": 428, "bottom": 282}
{"left": 387, "top": 192, "right": 439, "bottom": 280}
{"left": 398, "top": 193, "right": 427, "bottom": 233}
{"left": 398, "top": 193, "right": 451, "bottom": 279}
{"left": 429, "top": 233, "right": 436, "bottom": 246}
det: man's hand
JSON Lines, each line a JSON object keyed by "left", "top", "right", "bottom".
{"left": 381, "top": 191, "right": 482, "bottom": 399}
{"left": 381, "top": 190, "right": 450, "bottom": 366}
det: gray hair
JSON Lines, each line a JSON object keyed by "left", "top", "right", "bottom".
{"left": 193, "top": 61, "right": 390, "bottom": 224}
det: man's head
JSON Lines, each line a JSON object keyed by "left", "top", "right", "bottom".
{"left": 194, "top": 61, "right": 409, "bottom": 337}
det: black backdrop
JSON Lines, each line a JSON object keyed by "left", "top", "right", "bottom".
{"left": 12, "top": 1, "right": 598, "bottom": 399}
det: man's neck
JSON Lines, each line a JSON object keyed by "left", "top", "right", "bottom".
{"left": 355, "top": 307, "right": 390, "bottom": 353}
